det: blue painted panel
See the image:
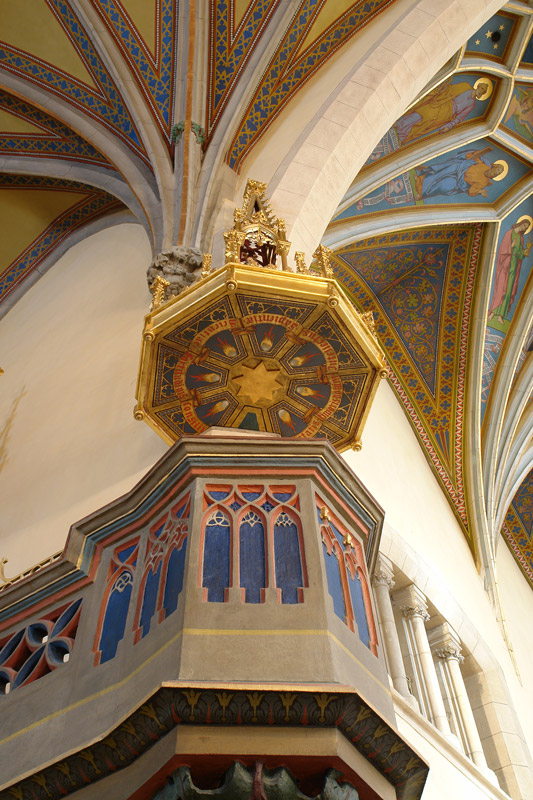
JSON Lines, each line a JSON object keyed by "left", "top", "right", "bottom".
{"left": 51, "top": 598, "right": 82, "bottom": 637}
{"left": 0, "top": 629, "right": 24, "bottom": 663}
{"left": 139, "top": 562, "right": 162, "bottom": 639}
{"left": 322, "top": 542, "right": 345, "bottom": 621}
{"left": 349, "top": 571, "right": 371, "bottom": 648}
{"left": 13, "top": 646, "right": 45, "bottom": 688}
{"left": 209, "top": 490, "right": 230, "bottom": 501}
{"left": 274, "top": 515, "right": 303, "bottom": 604}
{"left": 99, "top": 572, "right": 133, "bottom": 663}
{"left": 203, "top": 514, "right": 231, "bottom": 602}
{"left": 163, "top": 544, "right": 187, "bottom": 618}
{"left": 239, "top": 514, "right": 266, "bottom": 603}
{"left": 272, "top": 492, "right": 292, "bottom": 502}
{"left": 242, "top": 490, "right": 262, "bottom": 501}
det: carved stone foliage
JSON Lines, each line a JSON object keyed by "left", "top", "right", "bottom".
{"left": 2, "top": 687, "right": 428, "bottom": 800}
{"left": 147, "top": 245, "right": 203, "bottom": 302}
{"left": 153, "top": 763, "right": 359, "bottom": 800}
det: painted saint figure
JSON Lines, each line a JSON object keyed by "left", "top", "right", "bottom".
{"left": 414, "top": 147, "right": 506, "bottom": 201}
{"left": 488, "top": 217, "right": 532, "bottom": 324}
{"left": 504, "top": 86, "right": 533, "bottom": 141}
{"left": 396, "top": 78, "right": 492, "bottom": 144}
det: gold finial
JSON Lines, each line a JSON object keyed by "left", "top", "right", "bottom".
{"left": 294, "top": 252, "right": 308, "bottom": 273}
{"left": 343, "top": 531, "right": 354, "bottom": 549}
{"left": 360, "top": 310, "right": 378, "bottom": 339}
{"left": 319, "top": 505, "right": 330, "bottom": 521}
{"left": 201, "top": 253, "right": 212, "bottom": 278}
{"left": 224, "top": 228, "right": 246, "bottom": 264}
{"left": 150, "top": 275, "right": 170, "bottom": 308}
{"left": 313, "top": 244, "right": 334, "bottom": 278}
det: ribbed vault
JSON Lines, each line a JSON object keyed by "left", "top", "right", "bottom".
{"left": 0, "top": 0, "right": 530, "bottom": 591}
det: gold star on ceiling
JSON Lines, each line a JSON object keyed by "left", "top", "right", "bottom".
{"left": 494, "top": 43, "right": 499, "bottom": 50}
{"left": 485, "top": 30, "right": 493, "bottom": 39}
{"left": 233, "top": 360, "right": 284, "bottom": 406}
{"left": 475, "top": 39, "right": 480, "bottom": 45}
{"left": 499, "top": 24, "right": 504, "bottom": 31}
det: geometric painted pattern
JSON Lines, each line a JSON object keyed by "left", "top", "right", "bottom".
{"left": 148, "top": 288, "right": 376, "bottom": 449}
{"left": 0, "top": 175, "right": 123, "bottom": 306}
{"left": 332, "top": 225, "right": 483, "bottom": 540}
{"left": 0, "top": 90, "right": 112, "bottom": 167}
{"left": 206, "top": 0, "right": 279, "bottom": 144}
{"left": 227, "top": 0, "right": 395, "bottom": 171}
{"left": 0, "top": 0, "right": 147, "bottom": 163}
{"left": 207, "top": 0, "right": 280, "bottom": 146}
{"left": 502, "top": 469, "right": 533, "bottom": 588}
{"left": 92, "top": 0, "right": 178, "bottom": 142}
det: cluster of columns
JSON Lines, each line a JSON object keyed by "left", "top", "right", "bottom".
{"left": 373, "top": 556, "right": 493, "bottom": 777}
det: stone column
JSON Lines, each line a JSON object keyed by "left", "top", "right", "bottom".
{"left": 373, "top": 556, "right": 417, "bottom": 707}
{"left": 394, "top": 584, "right": 452, "bottom": 736}
{"left": 429, "top": 623, "right": 494, "bottom": 777}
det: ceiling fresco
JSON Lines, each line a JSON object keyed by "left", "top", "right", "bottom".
{"left": 330, "top": 225, "right": 481, "bottom": 541}
{"left": 0, "top": 1, "right": 530, "bottom": 587}
{"left": 464, "top": 10, "right": 518, "bottom": 63}
{"left": 361, "top": 72, "right": 499, "bottom": 168}
{"left": 325, "top": 4, "right": 533, "bottom": 577}
{"left": 481, "top": 195, "right": 533, "bottom": 422}
{"left": 206, "top": 0, "right": 280, "bottom": 146}
{"left": 335, "top": 139, "right": 530, "bottom": 217}
{"left": 91, "top": 0, "right": 178, "bottom": 142}
{"left": 501, "top": 82, "right": 533, "bottom": 145}
{"left": 0, "top": 0, "right": 404, "bottom": 314}
{"left": 225, "top": 0, "right": 396, "bottom": 171}
{"left": 0, "top": 0, "right": 147, "bottom": 162}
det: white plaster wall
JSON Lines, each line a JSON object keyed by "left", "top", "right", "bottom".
{"left": 494, "top": 542, "right": 533, "bottom": 752}
{"left": 0, "top": 224, "right": 167, "bottom": 575}
{"left": 344, "top": 380, "right": 533, "bottom": 790}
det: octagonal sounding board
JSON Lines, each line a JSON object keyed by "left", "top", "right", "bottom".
{"left": 135, "top": 182, "right": 387, "bottom": 451}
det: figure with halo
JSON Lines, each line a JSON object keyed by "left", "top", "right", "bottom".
{"left": 488, "top": 216, "right": 532, "bottom": 324}
{"left": 414, "top": 146, "right": 507, "bottom": 200}
{"left": 396, "top": 77, "right": 493, "bottom": 144}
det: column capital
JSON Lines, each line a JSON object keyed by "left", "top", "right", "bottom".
{"left": 373, "top": 555, "right": 395, "bottom": 590}
{"left": 394, "top": 584, "right": 430, "bottom": 621}
{"left": 428, "top": 623, "right": 463, "bottom": 662}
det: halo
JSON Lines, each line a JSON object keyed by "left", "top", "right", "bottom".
{"left": 474, "top": 77, "right": 493, "bottom": 100}
{"left": 516, "top": 214, "right": 533, "bottom": 234}
{"left": 492, "top": 159, "right": 508, "bottom": 181}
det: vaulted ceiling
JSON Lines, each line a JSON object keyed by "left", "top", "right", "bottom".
{"left": 0, "top": 1, "right": 531, "bottom": 587}
{"left": 323, "top": 6, "right": 533, "bottom": 584}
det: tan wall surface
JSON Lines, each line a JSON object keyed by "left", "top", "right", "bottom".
{"left": 0, "top": 224, "right": 168, "bottom": 575}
